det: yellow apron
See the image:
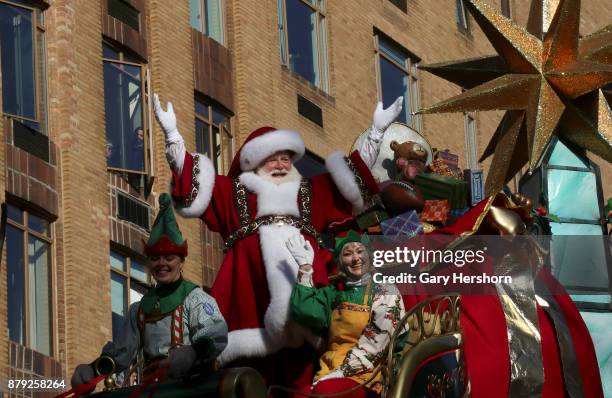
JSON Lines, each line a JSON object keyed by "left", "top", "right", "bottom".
{"left": 315, "top": 282, "right": 382, "bottom": 390}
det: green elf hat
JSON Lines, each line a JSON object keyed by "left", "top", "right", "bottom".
{"left": 333, "top": 230, "right": 365, "bottom": 260}
{"left": 144, "top": 193, "right": 188, "bottom": 257}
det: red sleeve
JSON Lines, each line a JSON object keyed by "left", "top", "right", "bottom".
{"left": 348, "top": 150, "right": 379, "bottom": 195}
{"left": 170, "top": 152, "right": 237, "bottom": 238}
{"left": 171, "top": 152, "right": 194, "bottom": 200}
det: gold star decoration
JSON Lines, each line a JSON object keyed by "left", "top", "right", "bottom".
{"left": 418, "top": 0, "right": 612, "bottom": 195}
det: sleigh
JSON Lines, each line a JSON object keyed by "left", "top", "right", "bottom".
{"left": 382, "top": 294, "right": 466, "bottom": 398}
{"left": 83, "top": 367, "right": 267, "bottom": 398}
{"left": 77, "top": 295, "right": 464, "bottom": 398}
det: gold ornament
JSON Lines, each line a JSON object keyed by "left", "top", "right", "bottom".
{"left": 418, "top": 0, "right": 612, "bottom": 195}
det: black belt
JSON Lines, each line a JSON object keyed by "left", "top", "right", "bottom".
{"left": 223, "top": 215, "right": 323, "bottom": 251}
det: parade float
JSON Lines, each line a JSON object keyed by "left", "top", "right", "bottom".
{"left": 58, "top": 0, "right": 610, "bottom": 396}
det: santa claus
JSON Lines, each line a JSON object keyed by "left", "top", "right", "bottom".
{"left": 153, "top": 95, "right": 403, "bottom": 380}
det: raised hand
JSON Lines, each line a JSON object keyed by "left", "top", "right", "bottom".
{"left": 372, "top": 96, "right": 404, "bottom": 134}
{"left": 285, "top": 234, "right": 315, "bottom": 266}
{"left": 153, "top": 93, "right": 181, "bottom": 144}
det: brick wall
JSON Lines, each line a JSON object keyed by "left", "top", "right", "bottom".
{"left": 101, "top": 0, "right": 147, "bottom": 59}
{"left": 0, "top": 0, "right": 610, "bottom": 390}
{"left": 45, "top": 0, "right": 111, "bottom": 377}
{"left": 5, "top": 142, "right": 59, "bottom": 217}
{"left": 0, "top": 45, "right": 6, "bottom": 386}
{"left": 108, "top": 173, "right": 153, "bottom": 255}
{"left": 230, "top": 0, "right": 611, "bottom": 199}
{"left": 192, "top": 31, "right": 234, "bottom": 112}
{"left": 148, "top": 0, "right": 203, "bottom": 285}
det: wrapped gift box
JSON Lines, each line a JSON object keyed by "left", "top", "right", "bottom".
{"left": 420, "top": 200, "right": 451, "bottom": 224}
{"left": 429, "top": 158, "right": 463, "bottom": 180}
{"left": 380, "top": 210, "right": 423, "bottom": 237}
{"left": 433, "top": 148, "right": 459, "bottom": 168}
{"left": 414, "top": 172, "right": 469, "bottom": 209}
{"left": 356, "top": 209, "right": 388, "bottom": 230}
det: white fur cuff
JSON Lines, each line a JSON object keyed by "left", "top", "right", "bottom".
{"left": 217, "top": 328, "right": 280, "bottom": 365}
{"left": 173, "top": 154, "right": 216, "bottom": 218}
{"left": 326, "top": 152, "right": 366, "bottom": 213}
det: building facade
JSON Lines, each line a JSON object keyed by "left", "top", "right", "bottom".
{"left": 0, "top": 0, "right": 610, "bottom": 394}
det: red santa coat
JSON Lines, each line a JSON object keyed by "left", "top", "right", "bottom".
{"left": 416, "top": 198, "right": 604, "bottom": 398}
{"left": 171, "top": 150, "right": 378, "bottom": 364}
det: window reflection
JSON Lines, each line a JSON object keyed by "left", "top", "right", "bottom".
{"left": 7, "top": 225, "right": 26, "bottom": 346}
{"left": 111, "top": 272, "right": 128, "bottom": 340}
{"left": 28, "top": 235, "right": 52, "bottom": 355}
{"left": 376, "top": 35, "right": 421, "bottom": 131}
{"left": 103, "top": 44, "right": 146, "bottom": 173}
{"left": 380, "top": 58, "right": 409, "bottom": 124}
{"left": 286, "top": 0, "right": 317, "bottom": 84}
{"left": 0, "top": 2, "right": 36, "bottom": 120}
{"left": 195, "top": 98, "right": 233, "bottom": 174}
{"left": 6, "top": 207, "right": 53, "bottom": 356}
{"left": 110, "top": 250, "right": 150, "bottom": 341}
{"left": 189, "top": 0, "right": 225, "bottom": 44}
{"left": 278, "top": 0, "right": 328, "bottom": 90}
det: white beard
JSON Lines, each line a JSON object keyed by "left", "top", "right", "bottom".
{"left": 217, "top": 167, "right": 324, "bottom": 364}
{"left": 255, "top": 166, "right": 301, "bottom": 185}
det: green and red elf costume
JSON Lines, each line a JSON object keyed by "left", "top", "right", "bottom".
{"left": 291, "top": 231, "right": 405, "bottom": 397}
{"left": 73, "top": 194, "right": 228, "bottom": 388}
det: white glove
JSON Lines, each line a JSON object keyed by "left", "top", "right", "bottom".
{"left": 372, "top": 96, "right": 404, "bottom": 139}
{"left": 153, "top": 94, "right": 182, "bottom": 145}
{"left": 160, "top": 345, "right": 197, "bottom": 379}
{"left": 154, "top": 93, "right": 186, "bottom": 173}
{"left": 70, "top": 363, "right": 95, "bottom": 389}
{"left": 314, "top": 368, "right": 345, "bottom": 385}
{"left": 285, "top": 234, "right": 315, "bottom": 266}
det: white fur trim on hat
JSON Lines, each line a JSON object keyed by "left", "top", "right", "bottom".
{"left": 240, "top": 129, "right": 305, "bottom": 171}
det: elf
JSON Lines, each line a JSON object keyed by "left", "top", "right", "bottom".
{"left": 70, "top": 193, "right": 228, "bottom": 390}
{"left": 287, "top": 231, "right": 405, "bottom": 397}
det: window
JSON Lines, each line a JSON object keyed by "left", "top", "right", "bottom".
{"left": 108, "top": 0, "right": 140, "bottom": 32}
{"left": 456, "top": 0, "right": 469, "bottom": 31}
{"left": 0, "top": 0, "right": 47, "bottom": 133}
{"left": 190, "top": 0, "right": 224, "bottom": 45}
{"left": 464, "top": 112, "right": 478, "bottom": 169}
{"left": 501, "top": 0, "right": 511, "bottom": 18}
{"left": 278, "top": 0, "right": 328, "bottom": 91}
{"left": 6, "top": 204, "right": 53, "bottom": 356}
{"left": 519, "top": 138, "right": 611, "bottom": 311}
{"left": 388, "top": 0, "right": 407, "bottom": 13}
{"left": 110, "top": 250, "right": 149, "bottom": 340}
{"left": 103, "top": 42, "right": 150, "bottom": 174}
{"left": 375, "top": 34, "right": 421, "bottom": 131}
{"left": 294, "top": 149, "right": 326, "bottom": 177}
{"left": 195, "top": 98, "right": 233, "bottom": 174}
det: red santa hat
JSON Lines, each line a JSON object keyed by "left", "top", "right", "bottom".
{"left": 227, "top": 126, "right": 305, "bottom": 178}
